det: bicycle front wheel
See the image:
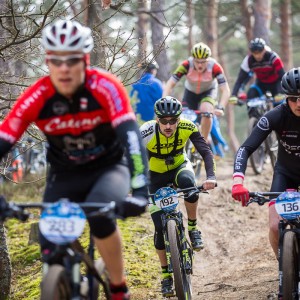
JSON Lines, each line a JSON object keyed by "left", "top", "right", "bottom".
{"left": 40, "top": 264, "right": 71, "bottom": 300}
{"left": 185, "top": 139, "right": 202, "bottom": 180}
{"left": 248, "top": 117, "right": 265, "bottom": 174}
{"left": 282, "top": 231, "right": 299, "bottom": 300}
{"left": 167, "top": 220, "right": 192, "bottom": 300}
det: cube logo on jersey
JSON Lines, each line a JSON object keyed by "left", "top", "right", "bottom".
{"left": 257, "top": 116, "right": 269, "bottom": 131}
{"left": 80, "top": 98, "right": 88, "bottom": 111}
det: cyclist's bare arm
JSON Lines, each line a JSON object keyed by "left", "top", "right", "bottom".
{"left": 163, "top": 78, "right": 177, "bottom": 97}
{"left": 218, "top": 82, "right": 231, "bottom": 109}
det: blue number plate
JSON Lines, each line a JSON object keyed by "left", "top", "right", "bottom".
{"left": 275, "top": 191, "right": 300, "bottom": 220}
{"left": 39, "top": 200, "right": 86, "bottom": 245}
{"left": 154, "top": 187, "right": 179, "bottom": 212}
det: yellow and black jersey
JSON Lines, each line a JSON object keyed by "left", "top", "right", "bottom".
{"left": 140, "top": 118, "right": 215, "bottom": 176}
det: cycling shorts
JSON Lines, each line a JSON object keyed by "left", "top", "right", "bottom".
{"left": 269, "top": 167, "right": 300, "bottom": 207}
{"left": 182, "top": 88, "right": 217, "bottom": 110}
{"left": 42, "top": 163, "right": 130, "bottom": 239}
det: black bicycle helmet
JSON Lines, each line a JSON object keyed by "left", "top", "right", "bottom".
{"left": 281, "top": 68, "right": 300, "bottom": 95}
{"left": 154, "top": 96, "right": 182, "bottom": 118}
{"left": 249, "top": 38, "right": 266, "bottom": 52}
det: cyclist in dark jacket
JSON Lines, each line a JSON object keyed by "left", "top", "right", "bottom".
{"left": 232, "top": 68, "right": 300, "bottom": 258}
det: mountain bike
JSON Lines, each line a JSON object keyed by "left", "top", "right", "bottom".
{"left": 149, "top": 185, "right": 207, "bottom": 300}
{"left": 0, "top": 196, "right": 116, "bottom": 300}
{"left": 247, "top": 189, "right": 300, "bottom": 300}
{"left": 233, "top": 91, "right": 281, "bottom": 174}
{"left": 181, "top": 108, "right": 225, "bottom": 179}
{"left": 181, "top": 109, "right": 203, "bottom": 180}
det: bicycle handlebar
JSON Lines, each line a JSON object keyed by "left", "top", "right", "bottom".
{"left": 0, "top": 196, "right": 118, "bottom": 222}
{"left": 148, "top": 184, "right": 218, "bottom": 198}
{"left": 246, "top": 191, "right": 282, "bottom": 206}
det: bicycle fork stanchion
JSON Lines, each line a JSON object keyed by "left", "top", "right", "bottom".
{"left": 71, "top": 252, "right": 83, "bottom": 298}
{"left": 278, "top": 220, "right": 285, "bottom": 300}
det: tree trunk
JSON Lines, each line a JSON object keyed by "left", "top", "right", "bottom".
{"left": 204, "top": 0, "right": 218, "bottom": 58}
{"left": 0, "top": 223, "right": 11, "bottom": 299}
{"left": 280, "top": 0, "right": 292, "bottom": 70}
{"left": 240, "top": 0, "right": 253, "bottom": 42}
{"left": 185, "top": 0, "right": 195, "bottom": 54}
{"left": 137, "top": 1, "right": 149, "bottom": 62}
{"left": 252, "top": 0, "right": 271, "bottom": 44}
{"left": 150, "top": 0, "right": 170, "bottom": 82}
{"left": 87, "top": 0, "right": 106, "bottom": 69}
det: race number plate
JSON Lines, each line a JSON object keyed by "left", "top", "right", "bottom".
{"left": 154, "top": 187, "right": 179, "bottom": 212}
{"left": 247, "top": 98, "right": 265, "bottom": 108}
{"left": 39, "top": 200, "right": 86, "bottom": 245}
{"left": 181, "top": 109, "right": 197, "bottom": 122}
{"left": 275, "top": 191, "right": 300, "bottom": 220}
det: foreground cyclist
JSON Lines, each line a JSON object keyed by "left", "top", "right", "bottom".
{"left": 163, "top": 42, "right": 230, "bottom": 142}
{"left": 230, "top": 38, "right": 285, "bottom": 107}
{"left": 231, "top": 68, "right": 300, "bottom": 259}
{"left": 0, "top": 19, "right": 149, "bottom": 300}
{"left": 140, "top": 96, "right": 216, "bottom": 297}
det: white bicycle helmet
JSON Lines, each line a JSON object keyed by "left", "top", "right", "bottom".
{"left": 42, "top": 20, "right": 94, "bottom": 53}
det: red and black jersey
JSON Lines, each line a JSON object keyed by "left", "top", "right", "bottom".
{"left": 232, "top": 50, "right": 285, "bottom": 96}
{"left": 0, "top": 68, "right": 148, "bottom": 182}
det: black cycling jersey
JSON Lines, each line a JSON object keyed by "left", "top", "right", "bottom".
{"left": 233, "top": 102, "right": 300, "bottom": 180}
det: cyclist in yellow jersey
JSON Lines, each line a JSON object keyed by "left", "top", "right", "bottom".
{"left": 140, "top": 96, "right": 217, "bottom": 297}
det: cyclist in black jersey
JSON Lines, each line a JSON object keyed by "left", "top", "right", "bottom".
{"left": 0, "top": 19, "right": 149, "bottom": 300}
{"left": 140, "top": 96, "right": 217, "bottom": 297}
{"left": 231, "top": 68, "right": 300, "bottom": 258}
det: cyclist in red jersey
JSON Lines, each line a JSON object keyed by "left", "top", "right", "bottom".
{"left": 230, "top": 38, "right": 285, "bottom": 106}
{"left": 0, "top": 19, "right": 149, "bottom": 300}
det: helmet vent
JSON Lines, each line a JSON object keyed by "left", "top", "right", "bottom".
{"left": 60, "top": 34, "right": 66, "bottom": 44}
{"left": 70, "top": 38, "right": 80, "bottom": 46}
{"left": 47, "top": 38, "right": 55, "bottom": 46}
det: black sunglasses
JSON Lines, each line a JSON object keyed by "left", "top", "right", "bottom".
{"left": 287, "top": 96, "right": 300, "bottom": 103}
{"left": 46, "top": 54, "right": 84, "bottom": 67}
{"left": 159, "top": 118, "right": 179, "bottom": 125}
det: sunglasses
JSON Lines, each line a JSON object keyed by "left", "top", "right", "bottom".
{"left": 46, "top": 54, "right": 84, "bottom": 67}
{"left": 194, "top": 59, "right": 208, "bottom": 64}
{"left": 287, "top": 95, "right": 300, "bottom": 103}
{"left": 159, "top": 118, "right": 179, "bottom": 125}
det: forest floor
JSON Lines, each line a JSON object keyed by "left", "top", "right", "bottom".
{"left": 182, "top": 156, "right": 278, "bottom": 300}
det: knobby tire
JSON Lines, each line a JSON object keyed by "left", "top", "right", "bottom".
{"left": 266, "top": 132, "right": 278, "bottom": 170}
{"left": 167, "top": 220, "right": 192, "bottom": 300}
{"left": 282, "top": 231, "right": 299, "bottom": 300}
{"left": 248, "top": 117, "right": 265, "bottom": 174}
{"left": 40, "top": 264, "right": 71, "bottom": 300}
